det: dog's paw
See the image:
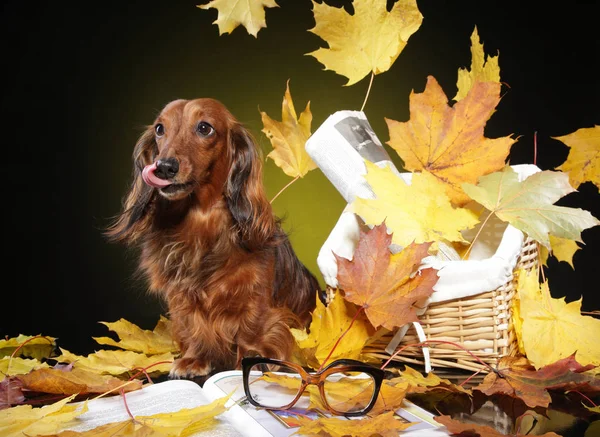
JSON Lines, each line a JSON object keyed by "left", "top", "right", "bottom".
{"left": 169, "top": 358, "right": 212, "bottom": 380}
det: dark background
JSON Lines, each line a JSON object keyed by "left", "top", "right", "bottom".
{"left": 3, "top": 0, "right": 598, "bottom": 356}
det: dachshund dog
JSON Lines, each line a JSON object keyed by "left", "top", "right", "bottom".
{"left": 106, "top": 98, "right": 321, "bottom": 379}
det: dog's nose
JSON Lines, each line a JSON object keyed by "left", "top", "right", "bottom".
{"left": 155, "top": 158, "right": 179, "bottom": 179}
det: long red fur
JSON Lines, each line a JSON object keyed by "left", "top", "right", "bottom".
{"left": 106, "top": 99, "right": 321, "bottom": 379}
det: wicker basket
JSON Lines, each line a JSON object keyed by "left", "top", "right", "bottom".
{"left": 363, "top": 237, "right": 538, "bottom": 373}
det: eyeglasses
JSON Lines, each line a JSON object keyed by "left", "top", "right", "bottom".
{"left": 241, "top": 357, "right": 384, "bottom": 416}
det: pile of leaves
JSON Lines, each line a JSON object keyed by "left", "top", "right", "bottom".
{"left": 3, "top": 0, "right": 599, "bottom": 436}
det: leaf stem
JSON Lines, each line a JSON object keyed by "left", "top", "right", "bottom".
{"left": 462, "top": 212, "right": 495, "bottom": 260}
{"left": 360, "top": 72, "right": 375, "bottom": 112}
{"left": 270, "top": 175, "right": 300, "bottom": 204}
{"left": 318, "top": 306, "right": 365, "bottom": 372}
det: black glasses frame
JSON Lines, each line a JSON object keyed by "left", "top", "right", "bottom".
{"left": 241, "top": 356, "right": 384, "bottom": 416}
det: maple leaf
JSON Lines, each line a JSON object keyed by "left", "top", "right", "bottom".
{"left": 0, "top": 356, "right": 50, "bottom": 382}
{"left": 435, "top": 415, "right": 561, "bottom": 437}
{"left": 516, "top": 269, "right": 600, "bottom": 369}
{"left": 0, "top": 335, "right": 56, "bottom": 360}
{"left": 462, "top": 166, "right": 600, "bottom": 249}
{"left": 554, "top": 125, "right": 600, "bottom": 190}
{"left": 399, "top": 366, "right": 471, "bottom": 395}
{"left": 351, "top": 162, "right": 479, "bottom": 247}
{"left": 386, "top": 76, "right": 515, "bottom": 206}
{"left": 17, "top": 367, "right": 142, "bottom": 395}
{"left": 0, "top": 394, "right": 87, "bottom": 437}
{"left": 261, "top": 80, "right": 316, "bottom": 178}
{"left": 197, "top": 0, "right": 278, "bottom": 37}
{"left": 55, "top": 349, "right": 174, "bottom": 376}
{"left": 454, "top": 26, "right": 501, "bottom": 101}
{"left": 290, "top": 292, "right": 373, "bottom": 369}
{"left": 307, "top": 0, "right": 423, "bottom": 86}
{"left": 474, "top": 354, "right": 600, "bottom": 409}
{"left": 93, "top": 316, "right": 178, "bottom": 355}
{"left": 539, "top": 235, "right": 580, "bottom": 269}
{"left": 296, "top": 410, "right": 414, "bottom": 437}
{"left": 335, "top": 222, "right": 438, "bottom": 331}
{"left": 134, "top": 394, "right": 230, "bottom": 436}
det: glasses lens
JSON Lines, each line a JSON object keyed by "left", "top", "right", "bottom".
{"left": 323, "top": 371, "right": 377, "bottom": 413}
{"left": 247, "top": 362, "right": 304, "bottom": 409}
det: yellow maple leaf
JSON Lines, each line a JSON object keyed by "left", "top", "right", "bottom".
{"left": 387, "top": 75, "right": 515, "bottom": 206}
{"left": 539, "top": 235, "right": 580, "bottom": 269}
{"left": 290, "top": 292, "right": 373, "bottom": 369}
{"left": 93, "top": 316, "right": 178, "bottom": 355}
{"left": 516, "top": 269, "right": 600, "bottom": 369}
{"left": 351, "top": 162, "right": 479, "bottom": 247}
{"left": 296, "top": 410, "right": 414, "bottom": 437}
{"left": 197, "top": 0, "right": 278, "bottom": 37}
{"left": 261, "top": 81, "right": 316, "bottom": 178}
{"left": 554, "top": 125, "right": 600, "bottom": 190}
{"left": 454, "top": 26, "right": 500, "bottom": 101}
{"left": 0, "top": 394, "right": 87, "bottom": 437}
{"left": 307, "top": 0, "right": 423, "bottom": 86}
{"left": 55, "top": 348, "right": 174, "bottom": 376}
{"left": 462, "top": 166, "right": 600, "bottom": 249}
{"left": 0, "top": 334, "right": 56, "bottom": 360}
{"left": 0, "top": 356, "right": 50, "bottom": 382}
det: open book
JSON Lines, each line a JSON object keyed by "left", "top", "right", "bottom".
{"left": 64, "top": 370, "right": 448, "bottom": 436}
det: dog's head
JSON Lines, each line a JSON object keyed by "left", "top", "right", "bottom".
{"left": 106, "top": 98, "right": 276, "bottom": 248}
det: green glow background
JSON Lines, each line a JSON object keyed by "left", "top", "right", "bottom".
{"left": 3, "top": 0, "right": 598, "bottom": 355}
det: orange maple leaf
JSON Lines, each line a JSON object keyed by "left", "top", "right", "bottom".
{"left": 386, "top": 75, "right": 515, "bottom": 205}
{"left": 474, "top": 354, "right": 600, "bottom": 409}
{"left": 335, "top": 222, "right": 437, "bottom": 330}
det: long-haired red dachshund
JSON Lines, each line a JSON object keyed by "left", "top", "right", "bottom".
{"left": 106, "top": 98, "right": 321, "bottom": 379}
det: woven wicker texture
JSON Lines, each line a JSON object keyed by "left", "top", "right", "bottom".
{"left": 363, "top": 237, "right": 539, "bottom": 373}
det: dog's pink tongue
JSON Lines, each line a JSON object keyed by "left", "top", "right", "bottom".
{"left": 142, "top": 162, "right": 173, "bottom": 188}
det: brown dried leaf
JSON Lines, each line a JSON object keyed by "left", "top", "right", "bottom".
{"left": 336, "top": 222, "right": 437, "bottom": 330}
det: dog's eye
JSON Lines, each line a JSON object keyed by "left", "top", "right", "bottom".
{"left": 155, "top": 123, "right": 165, "bottom": 137}
{"left": 196, "top": 122, "right": 215, "bottom": 137}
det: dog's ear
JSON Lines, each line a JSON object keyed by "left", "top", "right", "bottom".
{"left": 105, "top": 126, "right": 157, "bottom": 243}
{"left": 225, "top": 124, "right": 277, "bottom": 250}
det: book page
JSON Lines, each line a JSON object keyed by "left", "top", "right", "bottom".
{"left": 203, "top": 370, "right": 449, "bottom": 437}
{"left": 63, "top": 379, "right": 244, "bottom": 437}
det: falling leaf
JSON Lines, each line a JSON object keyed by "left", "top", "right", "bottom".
{"left": 462, "top": 166, "right": 600, "bottom": 249}
{"left": 454, "top": 26, "right": 500, "bottom": 101}
{"left": 17, "top": 367, "right": 142, "bottom": 395}
{"left": 335, "top": 223, "right": 438, "bottom": 331}
{"left": 554, "top": 125, "right": 600, "bottom": 190}
{"left": 0, "top": 394, "right": 87, "bottom": 437}
{"left": 516, "top": 269, "right": 600, "bottom": 368}
{"left": 0, "top": 335, "right": 56, "bottom": 360}
{"left": 474, "top": 354, "right": 600, "bottom": 409}
{"left": 55, "top": 349, "right": 174, "bottom": 376}
{"left": 539, "top": 235, "right": 580, "bottom": 268}
{"left": 307, "top": 0, "right": 423, "bottom": 86}
{"left": 386, "top": 76, "right": 515, "bottom": 205}
{"left": 296, "top": 410, "right": 414, "bottom": 437}
{"left": 351, "top": 162, "right": 479, "bottom": 247}
{"left": 0, "top": 356, "right": 50, "bottom": 382}
{"left": 261, "top": 81, "right": 316, "bottom": 178}
{"left": 435, "top": 415, "right": 561, "bottom": 437}
{"left": 0, "top": 378, "right": 25, "bottom": 410}
{"left": 290, "top": 292, "right": 373, "bottom": 369}
{"left": 93, "top": 316, "right": 178, "bottom": 355}
{"left": 197, "top": 0, "right": 278, "bottom": 37}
